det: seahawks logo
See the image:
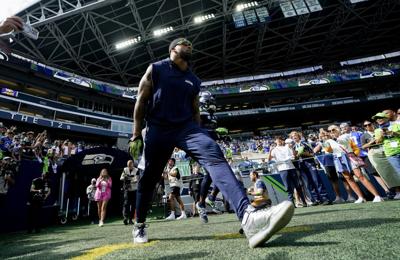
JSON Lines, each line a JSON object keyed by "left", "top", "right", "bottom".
{"left": 82, "top": 154, "right": 114, "bottom": 165}
{"left": 0, "top": 51, "right": 8, "bottom": 61}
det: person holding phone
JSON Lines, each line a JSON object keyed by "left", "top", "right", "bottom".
{"left": 0, "top": 16, "right": 23, "bottom": 36}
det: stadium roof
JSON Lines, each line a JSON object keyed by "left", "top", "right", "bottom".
{"left": 9, "top": 0, "right": 400, "bottom": 87}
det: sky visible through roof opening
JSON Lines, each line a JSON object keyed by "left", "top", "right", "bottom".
{"left": 0, "top": 0, "right": 39, "bottom": 22}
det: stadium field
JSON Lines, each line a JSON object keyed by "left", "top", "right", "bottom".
{"left": 1, "top": 200, "right": 399, "bottom": 260}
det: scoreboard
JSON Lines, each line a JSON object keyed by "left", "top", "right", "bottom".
{"left": 232, "top": 7, "right": 270, "bottom": 28}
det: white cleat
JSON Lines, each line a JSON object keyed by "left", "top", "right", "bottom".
{"left": 133, "top": 223, "right": 148, "bottom": 244}
{"left": 241, "top": 201, "right": 294, "bottom": 248}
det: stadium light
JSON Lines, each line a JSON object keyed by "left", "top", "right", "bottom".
{"left": 153, "top": 26, "right": 174, "bottom": 37}
{"left": 236, "top": 1, "right": 258, "bottom": 12}
{"left": 194, "top": 13, "right": 216, "bottom": 24}
{"left": 115, "top": 36, "right": 142, "bottom": 50}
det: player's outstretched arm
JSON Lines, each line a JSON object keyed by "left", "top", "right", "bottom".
{"left": 132, "top": 65, "right": 153, "bottom": 139}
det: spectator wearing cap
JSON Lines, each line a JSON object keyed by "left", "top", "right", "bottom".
{"left": 372, "top": 112, "right": 400, "bottom": 198}
{"left": 360, "top": 120, "right": 392, "bottom": 198}
{"left": 86, "top": 178, "right": 97, "bottom": 224}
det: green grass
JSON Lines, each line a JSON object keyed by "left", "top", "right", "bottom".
{"left": 1, "top": 201, "right": 400, "bottom": 259}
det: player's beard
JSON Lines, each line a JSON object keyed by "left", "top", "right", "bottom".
{"left": 179, "top": 50, "right": 192, "bottom": 62}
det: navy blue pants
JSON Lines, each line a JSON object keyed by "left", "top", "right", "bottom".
{"left": 279, "top": 169, "right": 305, "bottom": 203}
{"left": 135, "top": 122, "right": 249, "bottom": 223}
{"left": 199, "top": 172, "right": 220, "bottom": 206}
{"left": 295, "top": 160, "right": 329, "bottom": 202}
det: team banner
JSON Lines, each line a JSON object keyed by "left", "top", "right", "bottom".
{"left": 0, "top": 109, "right": 126, "bottom": 137}
{"left": 0, "top": 87, "right": 18, "bottom": 97}
{"left": 3, "top": 53, "right": 126, "bottom": 97}
{"left": 211, "top": 67, "right": 399, "bottom": 95}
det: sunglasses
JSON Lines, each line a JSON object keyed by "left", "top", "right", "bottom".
{"left": 327, "top": 129, "right": 336, "bottom": 132}
{"left": 364, "top": 123, "right": 372, "bottom": 127}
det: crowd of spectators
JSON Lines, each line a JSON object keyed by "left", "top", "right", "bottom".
{"left": 218, "top": 108, "right": 400, "bottom": 206}
{"left": 0, "top": 122, "right": 108, "bottom": 203}
{"left": 167, "top": 108, "right": 400, "bottom": 208}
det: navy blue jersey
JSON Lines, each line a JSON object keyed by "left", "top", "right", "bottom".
{"left": 146, "top": 58, "right": 201, "bottom": 126}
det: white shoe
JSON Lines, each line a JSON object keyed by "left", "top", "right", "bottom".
{"left": 177, "top": 212, "right": 187, "bottom": 220}
{"left": 372, "top": 196, "right": 384, "bottom": 203}
{"left": 241, "top": 201, "right": 294, "bottom": 248}
{"left": 333, "top": 197, "right": 345, "bottom": 204}
{"left": 196, "top": 202, "right": 208, "bottom": 224}
{"left": 354, "top": 197, "right": 366, "bottom": 204}
{"left": 133, "top": 223, "right": 148, "bottom": 244}
{"left": 394, "top": 192, "right": 400, "bottom": 200}
{"left": 98, "top": 221, "right": 104, "bottom": 227}
{"left": 165, "top": 213, "right": 175, "bottom": 220}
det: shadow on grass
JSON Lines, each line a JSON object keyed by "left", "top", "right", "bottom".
{"left": 151, "top": 252, "right": 210, "bottom": 260}
{"left": 0, "top": 237, "right": 104, "bottom": 259}
{"left": 269, "top": 217, "right": 400, "bottom": 247}
{"left": 155, "top": 217, "right": 400, "bottom": 247}
{"left": 294, "top": 208, "right": 360, "bottom": 217}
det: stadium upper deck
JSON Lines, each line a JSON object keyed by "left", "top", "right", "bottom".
{"left": 8, "top": 0, "right": 400, "bottom": 87}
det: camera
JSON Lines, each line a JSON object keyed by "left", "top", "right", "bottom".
{"left": 382, "top": 128, "right": 393, "bottom": 138}
{"left": 32, "top": 189, "right": 46, "bottom": 202}
{"left": 1, "top": 157, "right": 18, "bottom": 177}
